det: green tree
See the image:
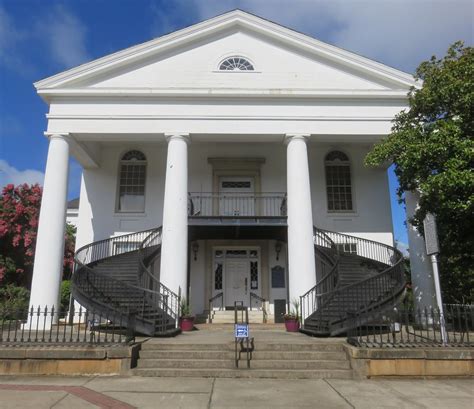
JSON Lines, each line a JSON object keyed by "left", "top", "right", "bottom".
{"left": 365, "top": 42, "right": 473, "bottom": 304}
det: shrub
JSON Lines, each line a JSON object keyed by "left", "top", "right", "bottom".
{"left": 60, "top": 280, "right": 71, "bottom": 311}
{"left": 0, "top": 284, "right": 30, "bottom": 319}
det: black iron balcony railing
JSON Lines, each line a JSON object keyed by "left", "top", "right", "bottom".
{"left": 188, "top": 192, "right": 287, "bottom": 217}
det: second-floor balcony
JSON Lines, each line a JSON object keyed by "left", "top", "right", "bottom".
{"left": 188, "top": 192, "right": 287, "bottom": 218}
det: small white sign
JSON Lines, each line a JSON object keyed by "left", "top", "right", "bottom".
{"left": 235, "top": 324, "right": 249, "bottom": 338}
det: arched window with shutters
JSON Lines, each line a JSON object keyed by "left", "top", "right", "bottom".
{"left": 325, "top": 151, "right": 353, "bottom": 212}
{"left": 116, "top": 150, "right": 147, "bottom": 212}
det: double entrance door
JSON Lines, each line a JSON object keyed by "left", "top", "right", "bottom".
{"left": 212, "top": 248, "right": 260, "bottom": 308}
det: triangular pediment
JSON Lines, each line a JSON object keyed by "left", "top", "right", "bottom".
{"left": 35, "top": 10, "right": 416, "bottom": 96}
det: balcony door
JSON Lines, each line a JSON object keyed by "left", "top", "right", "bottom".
{"left": 218, "top": 176, "right": 255, "bottom": 216}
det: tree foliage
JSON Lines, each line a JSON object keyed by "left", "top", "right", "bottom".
{"left": 0, "top": 184, "right": 76, "bottom": 286}
{"left": 365, "top": 42, "right": 474, "bottom": 304}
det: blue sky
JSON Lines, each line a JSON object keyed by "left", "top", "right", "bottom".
{"left": 1, "top": 0, "right": 473, "bottom": 249}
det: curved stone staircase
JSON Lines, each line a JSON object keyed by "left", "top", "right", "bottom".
{"left": 72, "top": 228, "right": 180, "bottom": 336}
{"left": 72, "top": 226, "right": 405, "bottom": 338}
{"left": 305, "top": 229, "right": 406, "bottom": 336}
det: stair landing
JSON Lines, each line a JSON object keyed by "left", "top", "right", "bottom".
{"left": 132, "top": 324, "right": 352, "bottom": 379}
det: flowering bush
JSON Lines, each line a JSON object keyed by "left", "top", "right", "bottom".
{"left": 0, "top": 183, "right": 75, "bottom": 285}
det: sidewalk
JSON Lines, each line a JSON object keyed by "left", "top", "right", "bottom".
{"left": 0, "top": 375, "right": 472, "bottom": 408}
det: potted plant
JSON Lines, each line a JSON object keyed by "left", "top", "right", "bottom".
{"left": 283, "top": 299, "right": 300, "bottom": 332}
{"left": 179, "top": 297, "right": 195, "bottom": 331}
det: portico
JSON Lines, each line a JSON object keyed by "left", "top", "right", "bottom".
{"left": 29, "top": 10, "right": 419, "bottom": 332}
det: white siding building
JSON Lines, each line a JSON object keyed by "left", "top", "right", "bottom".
{"left": 29, "top": 11, "right": 433, "bottom": 334}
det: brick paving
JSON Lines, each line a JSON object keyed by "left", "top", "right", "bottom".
{"left": 0, "top": 384, "right": 134, "bottom": 409}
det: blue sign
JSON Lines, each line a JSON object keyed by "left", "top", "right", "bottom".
{"left": 235, "top": 324, "right": 249, "bottom": 338}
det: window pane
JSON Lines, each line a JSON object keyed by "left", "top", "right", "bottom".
{"left": 214, "top": 263, "right": 223, "bottom": 290}
{"left": 117, "top": 151, "right": 146, "bottom": 212}
{"left": 250, "top": 261, "right": 258, "bottom": 289}
{"left": 325, "top": 153, "right": 353, "bottom": 211}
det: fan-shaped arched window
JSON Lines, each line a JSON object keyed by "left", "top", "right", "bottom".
{"left": 325, "top": 151, "right": 353, "bottom": 212}
{"left": 219, "top": 56, "right": 254, "bottom": 71}
{"left": 117, "top": 150, "right": 147, "bottom": 212}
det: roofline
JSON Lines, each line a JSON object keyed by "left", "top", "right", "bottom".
{"left": 37, "top": 87, "right": 410, "bottom": 103}
{"left": 34, "top": 9, "right": 416, "bottom": 90}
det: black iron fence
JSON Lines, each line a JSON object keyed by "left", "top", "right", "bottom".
{"left": 188, "top": 192, "right": 287, "bottom": 217}
{"left": 348, "top": 304, "right": 474, "bottom": 348}
{"left": 0, "top": 305, "right": 133, "bottom": 345}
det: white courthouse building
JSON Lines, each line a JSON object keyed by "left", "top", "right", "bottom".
{"left": 29, "top": 11, "right": 435, "bottom": 335}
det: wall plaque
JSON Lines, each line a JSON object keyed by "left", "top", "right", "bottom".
{"left": 271, "top": 266, "right": 285, "bottom": 288}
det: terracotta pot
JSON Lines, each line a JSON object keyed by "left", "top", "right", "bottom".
{"left": 180, "top": 316, "right": 195, "bottom": 331}
{"left": 284, "top": 319, "right": 300, "bottom": 332}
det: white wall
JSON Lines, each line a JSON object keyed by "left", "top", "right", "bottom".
{"left": 76, "top": 140, "right": 393, "bottom": 247}
{"left": 309, "top": 143, "right": 394, "bottom": 246}
{"left": 75, "top": 143, "right": 167, "bottom": 248}
{"left": 267, "top": 240, "right": 288, "bottom": 315}
{"left": 85, "top": 29, "right": 394, "bottom": 91}
{"left": 189, "top": 240, "right": 206, "bottom": 315}
{"left": 188, "top": 142, "right": 286, "bottom": 193}
{"left": 66, "top": 209, "right": 79, "bottom": 228}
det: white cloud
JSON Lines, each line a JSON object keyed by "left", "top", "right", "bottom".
{"left": 165, "top": 0, "right": 473, "bottom": 72}
{"left": 0, "top": 5, "right": 32, "bottom": 75}
{"left": 38, "top": 5, "right": 91, "bottom": 68}
{"left": 0, "top": 4, "right": 91, "bottom": 74}
{"left": 0, "top": 160, "right": 45, "bottom": 187}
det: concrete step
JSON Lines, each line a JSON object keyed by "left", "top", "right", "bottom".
{"left": 140, "top": 342, "right": 345, "bottom": 352}
{"left": 139, "top": 350, "right": 347, "bottom": 360}
{"left": 136, "top": 358, "right": 350, "bottom": 370}
{"left": 210, "top": 318, "right": 264, "bottom": 324}
{"left": 132, "top": 367, "right": 353, "bottom": 379}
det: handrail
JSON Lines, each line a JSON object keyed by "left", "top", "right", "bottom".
{"left": 208, "top": 292, "right": 224, "bottom": 323}
{"left": 250, "top": 292, "right": 267, "bottom": 323}
{"left": 300, "top": 228, "right": 340, "bottom": 325}
{"left": 138, "top": 228, "right": 180, "bottom": 327}
{"left": 300, "top": 227, "right": 406, "bottom": 335}
{"left": 250, "top": 292, "right": 266, "bottom": 304}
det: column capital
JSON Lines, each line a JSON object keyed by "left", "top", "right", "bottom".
{"left": 284, "top": 133, "right": 310, "bottom": 144}
{"left": 45, "top": 133, "right": 70, "bottom": 142}
{"left": 164, "top": 133, "right": 191, "bottom": 143}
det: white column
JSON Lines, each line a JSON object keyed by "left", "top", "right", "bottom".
{"left": 29, "top": 134, "right": 70, "bottom": 318}
{"left": 285, "top": 134, "right": 317, "bottom": 304}
{"left": 159, "top": 133, "right": 190, "bottom": 297}
{"left": 405, "top": 190, "right": 437, "bottom": 311}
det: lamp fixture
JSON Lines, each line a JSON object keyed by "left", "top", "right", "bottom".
{"left": 192, "top": 242, "right": 199, "bottom": 261}
{"left": 275, "top": 241, "right": 282, "bottom": 260}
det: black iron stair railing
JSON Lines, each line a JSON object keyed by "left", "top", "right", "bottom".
{"left": 300, "top": 228, "right": 340, "bottom": 327}
{"left": 208, "top": 292, "right": 224, "bottom": 323}
{"left": 250, "top": 292, "right": 267, "bottom": 323}
{"left": 73, "top": 227, "right": 180, "bottom": 336}
{"left": 301, "top": 228, "right": 406, "bottom": 336}
{"left": 138, "top": 228, "right": 180, "bottom": 332}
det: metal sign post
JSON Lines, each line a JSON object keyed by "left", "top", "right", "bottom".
{"left": 423, "top": 213, "right": 447, "bottom": 344}
{"left": 234, "top": 301, "right": 253, "bottom": 368}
